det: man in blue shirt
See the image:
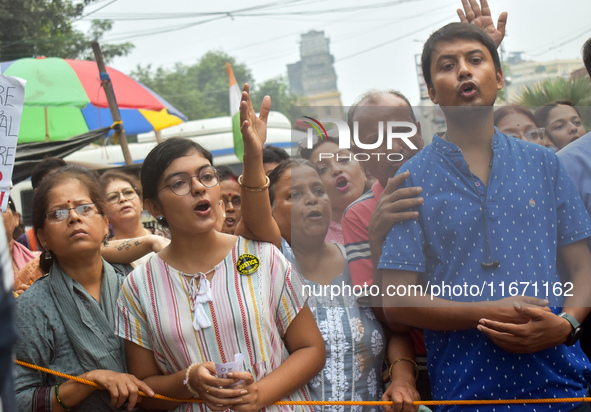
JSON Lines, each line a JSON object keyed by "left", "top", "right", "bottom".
{"left": 557, "top": 36, "right": 591, "bottom": 217}
{"left": 556, "top": 35, "right": 591, "bottom": 362}
{"left": 379, "top": 22, "right": 591, "bottom": 412}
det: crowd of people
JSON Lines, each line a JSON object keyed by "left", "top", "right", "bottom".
{"left": 2, "top": 1, "right": 591, "bottom": 411}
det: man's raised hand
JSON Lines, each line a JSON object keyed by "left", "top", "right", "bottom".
{"left": 457, "top": 0, "right": 507, "bottom": 48}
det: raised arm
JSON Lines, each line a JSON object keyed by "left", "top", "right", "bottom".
{"left": 234, "top": 83, "right": 282, "bottom": 247}
{"left": 457, "top": 0, "right": 507, "bottom": 48}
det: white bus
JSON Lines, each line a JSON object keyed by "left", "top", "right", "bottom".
{"left": 67, "top": 110, "right": 299, "bottom": 170}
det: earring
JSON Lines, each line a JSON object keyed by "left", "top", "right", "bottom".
{"left": 158, "top": 216, "right": 163, "bottom": 221}
{"left": 103, "top": 234, "right": 109, "bottom": 246}
{"left": 43, "top": 249, "right": 51, "bottom": 260}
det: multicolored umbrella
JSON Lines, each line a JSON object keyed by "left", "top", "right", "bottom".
{"left": 0, "top": 57, "right": 186, "bottom": 143}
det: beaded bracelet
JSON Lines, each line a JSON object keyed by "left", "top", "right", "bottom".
{"left": 183, "top": 362, "right": 200, "bottom": 397}
{"left": 54, "top": 382, "right": 72, "bottom": 411}
{"left": 388, "top": 357, "right": 419, "bottom": 381}
{"left": 237, "top": 175, "right": 270, "bottom": 192}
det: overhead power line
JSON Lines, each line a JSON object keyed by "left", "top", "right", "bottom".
{"left": 86, "top": 0, "right": 305, "bottom": 20}
{"left": 86, "top": 0, "right": 422, "bottom": 21}
{"left": 335, "top": 14, "right": 454, "bottom": 62}
{"left": 77, "top": 0, "right": 120, "bottom": 20}
{"left": 101, "top": 0, "right": 310, "bottom": 41}
{"left": 529, "top": 26, "right": 591, "bottom": 58}
{"left": 101, "top": 0, "right": 427, "bottom": 44}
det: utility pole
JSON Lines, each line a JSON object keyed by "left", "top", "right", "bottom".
{"left": 91, "top": 41, "right": 133, "bottom": 165}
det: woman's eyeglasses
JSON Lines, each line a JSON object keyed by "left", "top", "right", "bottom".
{"left": 45, "top": 203, "right": 99, "bottom": 224}
{"left": 161, "top": 166, "right": 219, "bottom": 196}
{"left": 507, "top": 128, "right": 546, "bottom": 143}
{"left": 222, "top": 195, "right": 241, "bottom": 207}
{"left": 105, "top": 187, "right": 138, "bottom": 204}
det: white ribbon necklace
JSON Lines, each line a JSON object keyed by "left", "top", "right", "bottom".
{"left": 182, "top": 267, "right": 215, "bottom": 331}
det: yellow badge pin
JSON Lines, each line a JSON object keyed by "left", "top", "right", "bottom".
{"left": 236, "top": 254, "right": 260, "bottom": 275}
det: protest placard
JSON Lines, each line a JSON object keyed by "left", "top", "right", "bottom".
{"left": 0, "top": 74, "right": 26, "bottom": 212}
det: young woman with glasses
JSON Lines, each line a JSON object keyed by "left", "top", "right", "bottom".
{"left": 14, "top": 165, "right": 155, "bottom": 411}
{"left": 115, "top": 137, "right": 325, "bottom": 411}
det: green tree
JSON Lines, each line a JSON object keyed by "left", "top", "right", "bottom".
{"left": 132, "top": 52, "right": 305, "bottom": 121}
{"left": 194, "top": 51, "right": 253, "bottom": 117}
{"left": 0, "top": 0, "right": 133, "bottom": 62}
{"left": 132, "top": 51, "right": 254, "bottom": 120}
{"left": 515, "top": 76, "right": 591, "bottom": 107}
{"left": 133, "top": 63, "right": 212, "bottom": 121}
{"left": 251, "top": 75, "right": 305, "bottom": 121}
{"left": 80, "top": 20, "right": 134, "bottom": 62}
{"left": 515, "top": 76, "right": 591, "bottom": 129}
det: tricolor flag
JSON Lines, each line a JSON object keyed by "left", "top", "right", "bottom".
{"left": 226, "top": 62, "right": 243, "bottom": 162}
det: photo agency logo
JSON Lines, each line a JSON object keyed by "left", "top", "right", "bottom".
{"left": 301, "top": 116, "right": 418, "bottom": 162}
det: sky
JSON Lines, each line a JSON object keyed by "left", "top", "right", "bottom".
{"left": 76, "top": 0, "right": 591, "bottom": 109}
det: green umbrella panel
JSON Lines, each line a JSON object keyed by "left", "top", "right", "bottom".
{"left": 4, "top": 58, "right": 91, "bottom": 142}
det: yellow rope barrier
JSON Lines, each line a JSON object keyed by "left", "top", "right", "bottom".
{"left": 15, "top": 360, "right": 200, "bottom": 404}
{"left": 418, "top": 399, "right": 591, "bottom": 406}
{"left": 14, "top": 360, "right": 591, "bottom": 406}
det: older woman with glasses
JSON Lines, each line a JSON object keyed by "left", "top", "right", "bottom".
{"left": 98, "top": 170, "right": 170, "bottom": 267}
{"left": 494, "top": 105, "right": 555, "bottom": 150}
{"left": 98, "top": 170, "right": 153, "bottom": 241}
{"left": 14, "top": 165, "right": 154, "bottom": 411}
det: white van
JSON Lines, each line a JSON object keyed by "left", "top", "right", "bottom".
{"left": 13, "top": 111, "right": 302, "bottom": 225}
